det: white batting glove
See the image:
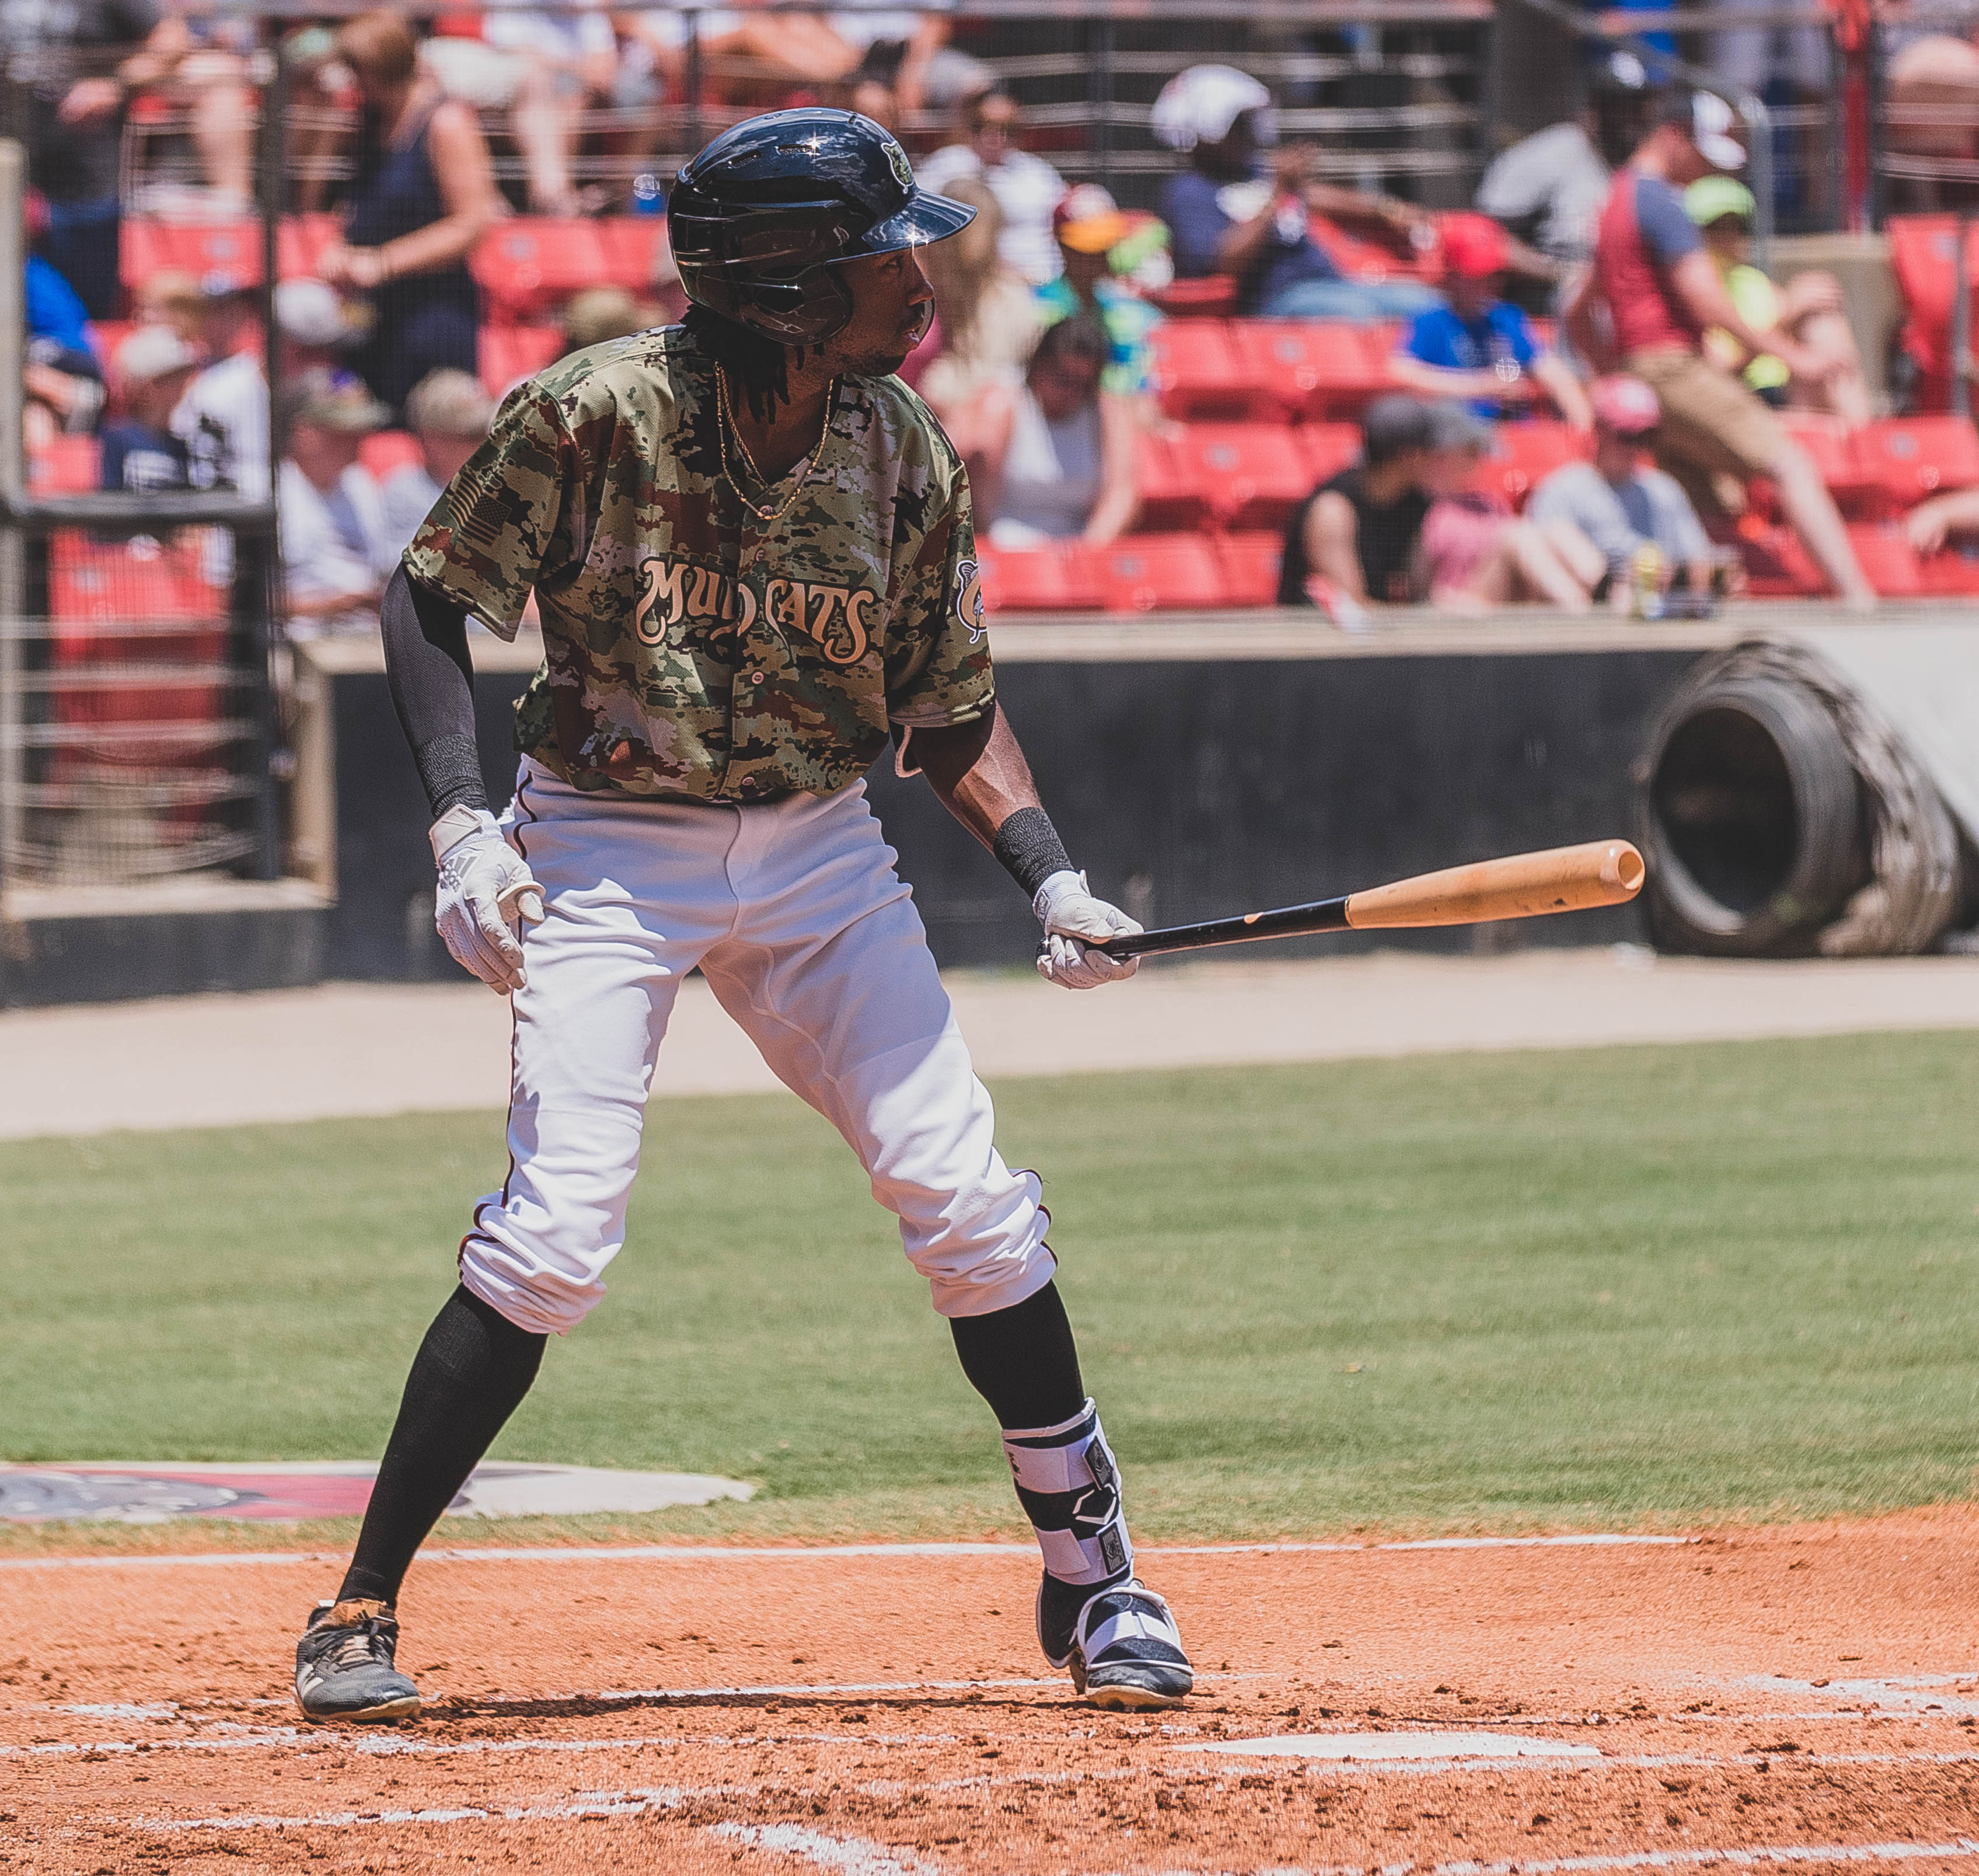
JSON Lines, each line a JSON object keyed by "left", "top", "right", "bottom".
{"left": 430, "top": 805, "right": 545, "bottom": 995}
{"left": 1034, "top": 869, "right": 1142, "bottom": 991}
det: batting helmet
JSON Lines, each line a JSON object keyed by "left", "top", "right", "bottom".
{"left": 669, "top": 109, "right": 976, "bottom": 346}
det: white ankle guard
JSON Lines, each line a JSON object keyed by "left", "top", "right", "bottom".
{"left": 1001, "top": 1397, "right": 1132, "bottom": 1587}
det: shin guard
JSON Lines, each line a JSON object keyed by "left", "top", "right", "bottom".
{"left": 1001, "top": 1397, "right": 1133, "bottom": 1590}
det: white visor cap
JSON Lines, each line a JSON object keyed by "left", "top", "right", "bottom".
{"left": 1151, "top": 64, "right": 1276, "bottom": 152}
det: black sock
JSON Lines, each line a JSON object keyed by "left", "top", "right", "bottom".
{"left": 949, "top": 1281, "right": 1086, "bottom": 1429}
{"left": 336, "top": 1286, "right": 546, "bottom": 1606}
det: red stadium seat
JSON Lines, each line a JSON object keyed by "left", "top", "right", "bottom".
{"left": 120, "top": 218, "right": 260, "bottom": 292}
{"left": 1148, "top": 320, "right": 1267, "bottom": 421}
{"left": 479, "top": 323, "right": 567, "bottom": 395}
{"left": 279, "top": 212, "right": 342, "bottom": 281}
{"left": 1916, "top": 542, "right": 1979, "bottom": 594}
{"left": 1481, "top": 420, "right": 1589, "bottom": 510}
{"left": 1735, "top": 522, "right": 1828, "bottom": 598}
{"left": 471, "top": 219, "right": 612, "bottom": 318}
{"left": 1076, "top": 535, "right": 1228, "bottom": 612}
{"left": 973, "top": 542, "right": 1102, "bottom": 613}
{"left": 1855, "top": 416, "right": 1979, "bottom": 508}
{"left": 596, "top": 217, "right": 672, "bottom": 291}
{"left": 1294, "top": 422, "right": 1362, "bottom": 486}
{"left": 1779, "top": 414, "right": 1878, "bottom": 514}
{"left": 1133, "top": 431, "right": 1206, "bottom": 531}
{"left": 1169, "top": 423, "right": 1310, "bottom": 530}
{"left": 29, "top": 436, "right": 102, "bottom": 495}
{"left": 1845, "top": 522, "right": 1926, "bottom": 597}
{"left": 1228, "top": 322, "right": 1391, "bottom": 422}
{"left": 1150, "top": 275, "right": 1239, "bottom": 317}
{"left": 1216, "top": 532, "right": 1285, "bottom": 607}
{"left": 1886, "top": 215, "right": 1976, "bottom": 399}
{"left": 359, "top": 430, "right": 424, "bottom": 482}
{"left": 1310, "top": 215, "right": 1439, "bottom": 284}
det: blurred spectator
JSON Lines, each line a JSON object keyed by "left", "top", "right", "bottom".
{"left": 1886, "top": 33, "right": 1979, "bottom": 210}
{"left": 1153, "top": 64, "right": 1440, "bottom": 322}
{"left": 1526, "top": 376, "right": 1722, "bottom": 601}
{"left": 1035, "top": 186, "right": 1165, "bottom": 401}
{"left": 25, "top": 247, "right": 104, "bottom": 447}
{"left": 1278, "top": 393, "right": 1436, "bottom": 606}
{"left": 1390, "top": 214, "right": 1592, "bottom": 428}
{"left": 380, "top": 367, "right": 496, "bottom": 555}
{"left": 967, "top": 317, "right": 1139, "bottom": 548}
{"left": 1414, "top": 403, "right": 1603, "bottom": 612}
{"left": 912, "top": 179, "right": 1040, "bottom": 417}
{"left": 1572, "top": 89, "right": 1874, "bottom": 609}
{"left": 279, "top": 369, "right": 397, "bottom": 630}
{"left": 1685, "top": 176, "right": 1871, "bottom": 430}
{"left": 100, "top": 327, "right": 201, "bottom": 492}
{"left": 563, "top": 285, "right": 647, "bottom": 355}
{"left": 144, "top": 1, "right": 258, "bottom": 212}
{"left": 317, "top": 11, "right": 500, "bottom": 418}
{"left": 1278, "top": 395, "right": 1598, "bottom": 611}
{"left": 132, "top": 269, "right": 209, "bottom": 346}
{"left": 5, "top": 0, "right": 216, "bottom": 315}
{"left": 830, "top": 8, "right": 958, "bottom": 125}
{"left": 1905, "top": 482, "right": 1979, "bottom": 556}
{"left": 423, "top": 5, "right": 617, "bottom": 217}
{"left": 1475, "top": 51, "right": 1655, "bottom": 275}
{"left": 176, "top": 278, "right": 368, "bottom": 496}
{"left": 919, "top": 88, "right": 1068, "bottom": 285}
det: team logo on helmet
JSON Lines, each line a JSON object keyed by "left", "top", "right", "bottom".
{"left": 885, "top": 137, "right": 915, "bottom": 194}
{"left": 954, "top": 557, "right": 985, "bottom": 643}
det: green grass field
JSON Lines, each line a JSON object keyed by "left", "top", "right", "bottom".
{"left": 5, "top": 1030, "right": 1978, "bottom": 1550}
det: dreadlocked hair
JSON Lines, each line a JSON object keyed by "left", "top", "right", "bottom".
{"left": 684, "top": 304, "right": 808, "bottom": 423}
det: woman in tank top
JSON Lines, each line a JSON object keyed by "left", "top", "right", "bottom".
{"left": 316, "top": 12, "right": 501, "bottom": 417}
{"left": 969, "top": 315, "right": 1140, "bottom": 548}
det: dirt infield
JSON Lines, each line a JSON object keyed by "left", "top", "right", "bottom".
{"left": 8, "top": 1514, "right": 1979, "bottom": 1873}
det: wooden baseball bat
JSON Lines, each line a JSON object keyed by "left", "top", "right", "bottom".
{"left": 1081, "top": 839, "right": 1646, "bottom": 962}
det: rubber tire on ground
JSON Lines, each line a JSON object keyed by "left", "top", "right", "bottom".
{"left": 1635, "top": 672, "right": 1865, "bottom": 957}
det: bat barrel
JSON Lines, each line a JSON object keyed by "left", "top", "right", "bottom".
{"left": 1342, "top": 839, "right": 1645, "bottom": 931}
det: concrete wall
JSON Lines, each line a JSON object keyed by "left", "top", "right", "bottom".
{"left": 319, "top": 629, "right": 1711, "bottom": 981}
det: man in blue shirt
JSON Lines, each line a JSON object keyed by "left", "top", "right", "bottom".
{"left": 1153, "top": 62, "right": 1443, "bottom": 322}
{"left": 1390, "top": 214, "right": 1592, "bottom": 427}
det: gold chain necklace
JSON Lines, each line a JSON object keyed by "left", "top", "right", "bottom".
{"left": 715, "top": 365, "right": 839, "bottom": 529}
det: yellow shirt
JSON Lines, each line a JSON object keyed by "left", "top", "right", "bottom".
{"left": 1704, "top": 262, "right": 1790, "bottom": 393}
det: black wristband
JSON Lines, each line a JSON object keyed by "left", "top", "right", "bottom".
{"left": 992, "top": 806, "right": 1074, "bottom": 900}
{"left": 416, "top": 733, "right": 490, "bottom": 820}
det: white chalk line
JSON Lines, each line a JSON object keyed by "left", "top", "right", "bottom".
{"left": 0, "top": 1532, "right": 1697, "bottom": 1571}
{"left": 708, "top": 1821, "right": 940, "bottom": 1876}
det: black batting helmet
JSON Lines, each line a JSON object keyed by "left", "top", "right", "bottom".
{"left": 669, "top": 109, "right": 976, "bottom": 346}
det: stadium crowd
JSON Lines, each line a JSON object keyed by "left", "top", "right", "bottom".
{"left": 19, "top": 2, "right": 1979, "bottom": 626}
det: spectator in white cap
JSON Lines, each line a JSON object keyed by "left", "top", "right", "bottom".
{"left": 100, "top": 327, "right": 204, "bottom": 494}
{"left": 279, "top": 368, "right": 399, "bottom": 633}
{"left": 917, "top": 86, "right": 1068, "bottom": 284}
{"left": 1572, "top": 86, "right": 1873, "bottom": 608}
{"left": 379, "top": 367, "right": 498, "bottom": 559}
{"left": 1154, "top": 62, "right": 1441, "bottom": 321}
{"left": 173, "top": 278, "right": 371, "bottom": 498}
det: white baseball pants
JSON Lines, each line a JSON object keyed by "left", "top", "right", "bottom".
{"left": 459, "top": 759, "right": 1056, "bottom": 1335}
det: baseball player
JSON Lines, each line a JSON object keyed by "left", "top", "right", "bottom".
{"left": 292, "top": 110, "right": 1193, "bottom": 1723}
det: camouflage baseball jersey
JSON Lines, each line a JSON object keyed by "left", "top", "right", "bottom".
{"left": 403, "top": 324, "right": 993, "bottom": 801}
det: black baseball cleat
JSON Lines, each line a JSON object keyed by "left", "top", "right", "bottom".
{"left": 294, "top": 1599, "right": 422, "bottom": 1721}
{"left": 1038, "top": 1574, "right": 1194, "bottom": 1710}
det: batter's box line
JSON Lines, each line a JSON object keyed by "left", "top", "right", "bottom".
{"left": 125, "top": 1793, "right": 938, "bottom": 1875}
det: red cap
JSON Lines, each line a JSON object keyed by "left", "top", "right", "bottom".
{"left": 1439, "top": 212, "right": 1508, "bottom": 280}
{"left": 1590, "top": 375, "right": 1662, "bottom": 435}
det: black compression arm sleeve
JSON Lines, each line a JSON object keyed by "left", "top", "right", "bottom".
{"left": 992, "top": 806, "right": 1074, "bottom": 899}
{"left": 381, "top": 566, "right": 487, "bottom": 819}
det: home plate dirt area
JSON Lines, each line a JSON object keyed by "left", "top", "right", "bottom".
{"left": 9, "top": 1515, "right": 1979, "bottom": 1875}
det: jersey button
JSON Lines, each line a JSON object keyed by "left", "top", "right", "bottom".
{"left": 750, "top": 671, "right": 765, "bottom": 685}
